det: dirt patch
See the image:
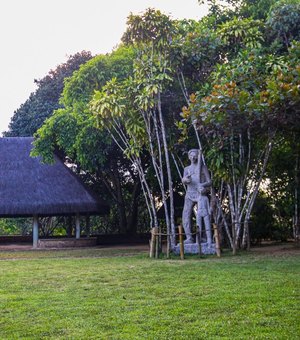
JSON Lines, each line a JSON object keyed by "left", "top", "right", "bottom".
{"left": 250, "top": 242, "right": 300, "bottom": 256}
{"left": 0, "top": 244, "right": 33, "bottom": 251}
{"left": 0, "top": 242, "right": 299, "bottom": 257}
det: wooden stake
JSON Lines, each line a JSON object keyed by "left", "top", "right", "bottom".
{"left": 149, "top": 227, "right": 157, "bottom": 258}
{"left": 179, "top": 225, "right": 184, "bottom": 260}
{"left": 213, "top": 223, "right": 221, "bottom": 257}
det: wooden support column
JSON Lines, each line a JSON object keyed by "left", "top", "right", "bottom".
{"left": 75, "top": 213, "right": 81, "bottom": 239}
{"left": 33, "top": 215, "right": 39, "bottom": 248}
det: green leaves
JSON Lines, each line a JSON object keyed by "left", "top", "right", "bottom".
{"left": 266, "top": 1, "right": 300, "bottom": 49}
{"left": 122, "top": 8, "right": 175, "bottom": 48}
{"left": 217, "top": 17, "right": 264, "bottom": 54}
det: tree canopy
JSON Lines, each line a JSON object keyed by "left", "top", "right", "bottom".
{"left": 7, "top": 0, "right": 299, "bottom": 247}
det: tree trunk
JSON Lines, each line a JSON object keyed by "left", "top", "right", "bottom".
{"left": 157, "top": 92, "right": 176, "bottom": 247}
{"left": 227, "top": 184, "right": 237, "bottom": 255}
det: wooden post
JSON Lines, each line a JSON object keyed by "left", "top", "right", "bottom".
{"left": 75, "top": 213, "right": 81, "bottom": 239}
{"left": 179, "top": 225, "right": 184, "bottom": 260}
{"left": 149, "top": 227, "right": 157, "bottom": 258}
{"left": 213, "top": 223, "right": 221, "bottom": 257}
{"left": 33, "top": 215, "right": 39, "bottom": 248}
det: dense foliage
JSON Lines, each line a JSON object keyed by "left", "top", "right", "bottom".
{"left": 3, "top": 0, "right": 299, "bottom": 248}
{"left": 179, "top": 0, "right": 300, "bottom": 248}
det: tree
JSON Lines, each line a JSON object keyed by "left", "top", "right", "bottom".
{"left": 32, "top": 46, "right": 143, "bottom": 235}
{"left": 91, "top": 9, "right": 179, "bottom": 246}
{"left": 31, "top": 1, "right": 300, "bottom": 247}
{"left": 266, "top": 0, "right": 300, "bottom": 50}
{"left": 180, "top": 29, "right": 300, "bottom": 250}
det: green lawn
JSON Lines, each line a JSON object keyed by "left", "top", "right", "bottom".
{"left": 0, "top": 245, "right": 299, "bottom": 339}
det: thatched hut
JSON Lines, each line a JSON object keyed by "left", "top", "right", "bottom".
{"left": 0, "top": 137, "right": 109, "bottom": 247}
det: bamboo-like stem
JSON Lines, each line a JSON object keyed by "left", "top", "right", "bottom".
{"left": 149, "top": 228, "right": 156, "bottom": 258}
{"left": 177, "top": 71, "right": 189, "bottom": 104}
{"left": 227, "top": 184, "right": 237, "bottom": 255}
{"left": 241, "top": 136, "right": 274, "bottom": 248}
{"left": 157, "top": 92, "right": 175, "bottom": 248}
{"left": 213, "top": 223, "right": 221, "bottom": 257}
{"left": 171, "top": 152, "right": 185, "bottom": 190}
{"left": 152, "top": 110, "right": 172, "bottom": 240}
{"left": 142, "top": 109, "right": 171, "bottom": 235}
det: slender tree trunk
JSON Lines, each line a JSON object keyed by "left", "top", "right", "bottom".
{"left": 144, "top": 109, "right": 171, "bottom": 240}
{"left": 227, "top": 184, "right": 237, "bottom": 255}
{"left": 157, "top": 92, "right": 176, "bottom": 247}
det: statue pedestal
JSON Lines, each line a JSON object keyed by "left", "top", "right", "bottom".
{"left": 173, "top": 242, "right": 216, "bottom": 255}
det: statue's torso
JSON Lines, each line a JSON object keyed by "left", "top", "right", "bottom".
{"left": 184, "top": 164, "right": 200, "bottom": 202}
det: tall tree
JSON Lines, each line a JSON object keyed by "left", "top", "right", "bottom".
{"left": 180, "top": 6, "right": 300, "bottom": 249}
{"left": 32, "top": 46, "right": 143, "bottom": 234}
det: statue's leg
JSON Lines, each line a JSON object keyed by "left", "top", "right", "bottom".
{"left": 204, "top": 215, "right": 212, "bottom": 245}
{"left": 182, "top": 197, "right": 194, "bottom": 244}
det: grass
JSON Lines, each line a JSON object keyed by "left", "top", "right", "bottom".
{"left": 0, "top": 245, "right": 299, "bottom": 339}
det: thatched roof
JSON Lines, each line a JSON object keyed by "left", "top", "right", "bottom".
{"left": 0, "top": 137, "right": 109, "bottom": 217}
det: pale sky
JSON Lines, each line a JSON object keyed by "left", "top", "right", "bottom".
{"left": 0, "top": 0, "right": 208, "bottom": 135}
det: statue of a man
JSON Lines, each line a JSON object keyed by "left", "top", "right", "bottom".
{"left": 182, "top": 149, "right": 212, "bottom": 244}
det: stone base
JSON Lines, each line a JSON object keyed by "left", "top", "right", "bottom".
{"left": 173, "top": 242, "right": 216, "bottom": 255}
{"left": 37, "top": 238, "right": 97, "bottom": 249}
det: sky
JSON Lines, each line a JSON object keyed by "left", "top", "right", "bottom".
{"left": 0, "top": 0, "right": 208, "bottom": 135}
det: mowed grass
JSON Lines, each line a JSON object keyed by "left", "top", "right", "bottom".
{"left": 0, "top": 246, "right": 299, "bottom": 339}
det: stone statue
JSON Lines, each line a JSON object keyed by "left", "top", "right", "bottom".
{"left": 182, "top": 149, "right": 212, "bottom": 245}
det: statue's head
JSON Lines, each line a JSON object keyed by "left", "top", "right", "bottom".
{"left": 188, "top": 149, "right": 200, "bottom": 164}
